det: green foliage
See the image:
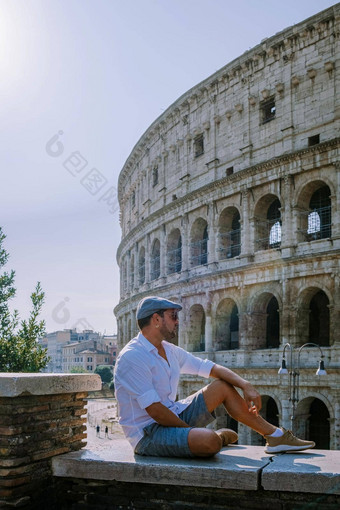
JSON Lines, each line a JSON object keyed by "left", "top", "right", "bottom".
{"left": 94, "top": 365, "right": 113, "bottom": 383}
{"left": 0, "top": 227, "right": 49, "bottom": 372}
{"left": 70, "top": 366, "right": 88, "bottom": 373}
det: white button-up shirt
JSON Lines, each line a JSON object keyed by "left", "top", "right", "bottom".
{"left": 114, "top": 332, "right": 215, "bottom": 449}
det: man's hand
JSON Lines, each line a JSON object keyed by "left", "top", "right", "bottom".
{"left": 242, "top": 382, "right": 262, "bottom": 416}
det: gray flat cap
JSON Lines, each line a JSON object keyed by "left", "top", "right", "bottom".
{"left": 136, "top": 296, "right": 182, "bottom": 320}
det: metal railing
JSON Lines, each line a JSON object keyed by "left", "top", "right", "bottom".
{"left": 218, "top": 230, "right": 241, "bottom": 259}
{"left": 299, "top": 206, "right": 332, "bottom": 241}
{"left": 167, "top": 247, "right": 182, "bottom": 274}
{"left": 190, "top": 239, "right": 208, "bottom": 266}
{"left": 255, "top": 219, "right": 282, "bottom": 250}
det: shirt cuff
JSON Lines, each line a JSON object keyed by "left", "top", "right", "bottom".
{"left": 137, "top": 389, "right": 161, "bottom": 409}
{"left": 198, "top": 359, "right": 215, "bottom": 379}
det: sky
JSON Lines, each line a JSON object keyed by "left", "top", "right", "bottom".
{"left": 0, "top": 0, "right": 337, "bottom": 335}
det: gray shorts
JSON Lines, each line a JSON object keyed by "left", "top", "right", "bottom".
{"left": 134, "top": 389, "right": 215, "bottom": 458}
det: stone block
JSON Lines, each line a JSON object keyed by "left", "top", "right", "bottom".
{"left": 52, "top": 440, "right": 270, "bottom": 491}
{"left": 262, "top": 449, "right": 340, "bottom": 495}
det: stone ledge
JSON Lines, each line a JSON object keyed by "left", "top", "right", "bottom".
{"left": 52, "top": 440, "right": 340, "bottom": 494}
{"left": 262, "top": 449, "right": 340, "bottom": 495}
{"left": 52, "top": 440, "right": 268, "bottom": 490}
{"left": 0, "top": 373, "right": 102, "bottom": 397}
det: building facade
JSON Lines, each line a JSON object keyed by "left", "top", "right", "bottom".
{"left": 114, "top": 5, "right": 340, "bottom": 449}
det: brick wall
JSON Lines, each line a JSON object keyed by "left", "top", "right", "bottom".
{"left": 0, "top": 392, "right": 87, "bottom": 508}
{"left": 0, "top": 373, "right": 101, "bottom": 510}
{"left": 55, "top": 478, "right": 340, "bottom": 510}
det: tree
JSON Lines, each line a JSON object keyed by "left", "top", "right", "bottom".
{"left": 70, "top": 366, "right": 88, "bottom": 373}
{"left": 0, "top": 227, "right": 49, "bottom": 372}
{"left": 94, "top": 365, "right": 113, "bottom": 383}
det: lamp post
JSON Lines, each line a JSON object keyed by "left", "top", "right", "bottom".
{"left": 278, "top": 342, "right": 327, "bottom": 432}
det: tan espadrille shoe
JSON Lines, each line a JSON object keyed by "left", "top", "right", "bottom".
{"left": 216, "top": 428, "right": 239, "bottom": 447}
{"left": 264, "top": 428, "right": 315, "bottom": 454}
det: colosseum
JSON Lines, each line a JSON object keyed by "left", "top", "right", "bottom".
{"left": 114, "top": 4, "right": 340, "bottom": 449}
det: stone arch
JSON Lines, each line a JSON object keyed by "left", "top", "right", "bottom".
{"left": 217, "top": 206, "right": 241, "bottom": 259}
{"left": 296, "top": 286, "right": 331, "bottom": 347}
{"left": 167, "top": 228, "right": 182, "bottom": 274}
{"left": 187, "top": 304, "right": 205, "bottom": 352}
{"left": 190, "top": 217, "right": 208, "bottom": 267}
{"left": 150, "top": 238, "right": 160, "bottom": 281}
{"left": 254, "top": 194, "right": 282, "bottom": 251}
{"left": 248, "top": 290, "right": 281, "bottom": 349}
{"left": 295, "top": 180, "right": 332, "bottom": 242}
{"left": 250, "top": 395, "right": 280, "bottom": 445}
{"left": 138, "top": 246, "right": 145, "bottom": 285}
{"left": 215, "top": 298, "right": 239, "bottom": 351}
{"left": 295, "top": 396, "right": 331, "bottom": 449}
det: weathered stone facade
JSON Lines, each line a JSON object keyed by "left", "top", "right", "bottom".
{"left": 114, "top": 5, "right": 340, "bottom": 449}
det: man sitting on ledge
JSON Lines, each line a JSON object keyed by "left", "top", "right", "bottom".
{"left": 114, "top": 296, "right": 315, "bottom": 458}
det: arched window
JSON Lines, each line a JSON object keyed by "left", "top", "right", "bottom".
{"left": 267, "top": 199, "right": 282, "bottom": 248}
{"left": 187, "top": 304, "right": 205, "bottom": 352}
{"left": 255, "top": 196, "right": 281, "bottom": 251}
{"left": 167, "top": 229, "right": 182, "bottom": 274}
{"left": 266, "top": 296, "right": 280, "bottom": 348}
{"left": 150, "top": 240, "right": 160, "bottom": 281}
{"left": 218, "top": 208, "right": 241, "bottom": 259}
{"left": 308, "top": 186, "right": 331, "bottom": 240}
{"left": 190, "top": 219, "right": 208, "bottom": 267}
{"left": 309, "top": 290, "right": 329, "bottom": 346}
{"left": 215, "top": 300, "right": 239, "bottom": 351}
{"left": 308, "top": 399, "right": 330, "bottom": 449}
{"left": 138, "top": 247, "right": 145, "bottom": 285}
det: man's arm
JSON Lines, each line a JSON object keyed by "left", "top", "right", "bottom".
{"left": 210, "top": 363, "right": 262, "bottom": 414}
{"left": 145, "top": 402, "right": 190, "bottom": 427}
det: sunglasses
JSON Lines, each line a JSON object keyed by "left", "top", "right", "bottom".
{"left": 156, "top": 310, "right": 179, "bottom": 321}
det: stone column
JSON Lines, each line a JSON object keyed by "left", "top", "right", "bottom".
{"left": 281, "top": 174, "right": 294, "bottom": 258}
{"left": 205, "top": 315, "right": 213, "bottom": 353}
{"left": 145, "top": 234, "right": 150, "bottom": 284}
{"left": 333, "top": 394, "right": 340, "bottom": 450}
{"left": 181, "top": 214, "right": 189, "bottom": 274}
{"left": 160, "top": 225, "right": 166, "bottom": 279}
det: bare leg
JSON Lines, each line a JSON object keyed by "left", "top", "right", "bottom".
{"left": 202, "top": 379, "right": 276, "bottom": 436}
{"left": 187, "top": 380, "right": 277, "bottom": 457}
{"left": 188, "top": 428, "right": 222, "bottom": 457}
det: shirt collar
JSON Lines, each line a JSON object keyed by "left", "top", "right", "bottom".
{"left": 137, "top": 332, "right": 157, "bottom": 352}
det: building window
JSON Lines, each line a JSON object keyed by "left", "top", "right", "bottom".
{"left": 308, "top": 134, "right": 320, "bottom": 146}
{"left": 268, "top": 199, "right": 282, "bottom": 248}
{"left": 87, "top": 357, "right": 92, "bottom": 362}
{"left": 307, "top": 186, "right": 331, "bottom": 240}
{"left": 131, "top": 190, "right": 136, "bottom": 208}
{"left": 218, "top": 208, "right": 241, "bottom": 260}
{"left": 138, "top": 247, "right": 145, "bottom": 285}
{"left": 226, "top": 166, "right": 234, "bottom": 176}
{"left": 309, "top": 290, "right": 330, "bottom": 346}
{"left": 150, "top": 239, "right": 160, "bottom": 280}
{"left": 167, "top": 229, "right": 182, "bottom": 274}
{"left": 194, "top": 134, "right": 204, "bottom": 158}
{"left": 191, "top": 222, "right": 208, "bottom": 267}
{"left": 261, "top": 98, "right": 276, "bottom": 123}
{"left": 87, "top": 365, "right": 93, "bottom": 371}
{"left": 152, "top": 166, "right": 159, "bottom": 187}
{"left": 266, "top": 296, "right": 280, "bottom": 348}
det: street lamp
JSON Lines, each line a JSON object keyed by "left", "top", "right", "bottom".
{"left": 278, "top": 342, "right": 327, "bottom": 431}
